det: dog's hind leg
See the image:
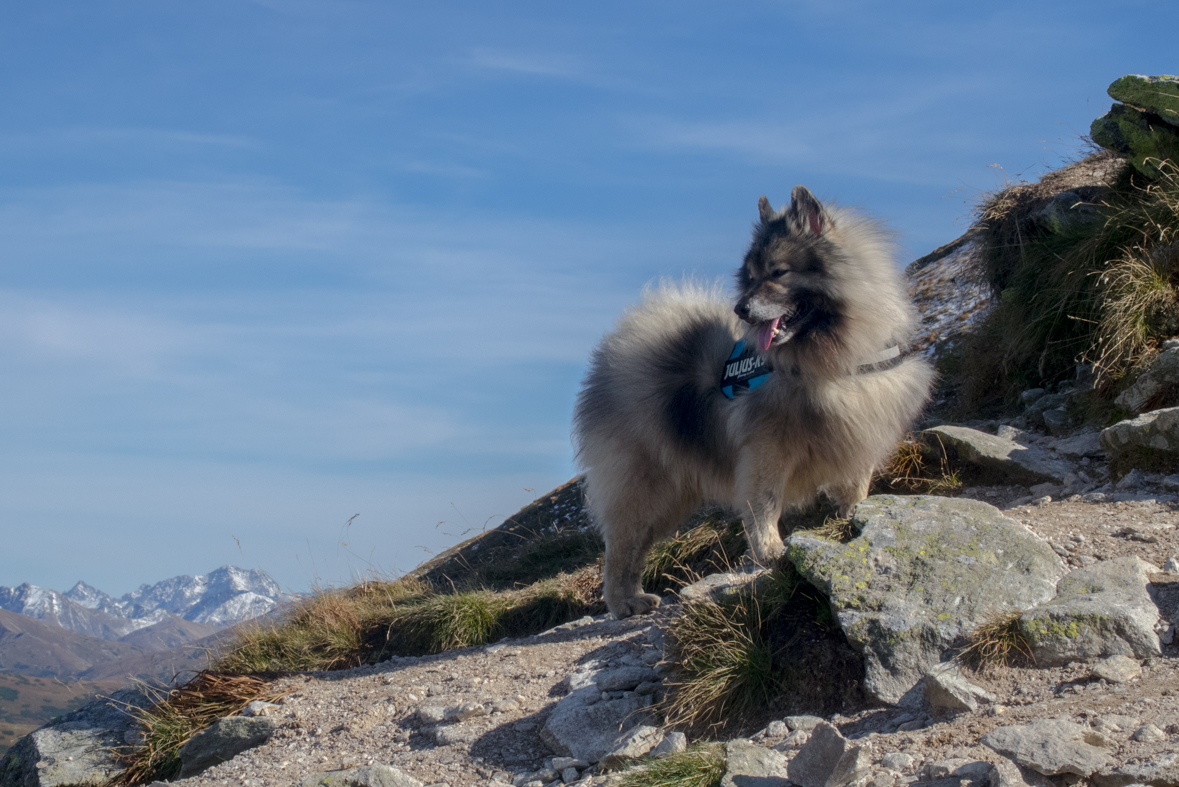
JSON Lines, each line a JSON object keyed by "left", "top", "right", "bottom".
{"left": 598, "top": 486, "right": 690, "bottom": 619}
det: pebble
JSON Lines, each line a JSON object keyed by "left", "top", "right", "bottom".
{"left": 1131, "top": 723, "right": 1166, "bottom": 742}
{"left": 1091, "top": 655, "right": 1142, "bottom": 684}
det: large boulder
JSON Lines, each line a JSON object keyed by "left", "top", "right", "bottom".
{"left": 1114, "top": 344, "right": 1179, "bottom": 414}
{"left": 1107, "top": 74, "right": 1179, "bottom": 126}
{"left": 177, "top": 715, "right": 281, "bottom": 778}
{"left": 1091, "top": 102, "right": 1179, "bottom": 180}
{"left": 786, "top": 495, "right": 1064, "bottom": 705}
{"left": 1100, "top": 406, "right": 1179, "bottom": 477}
{"left": 918, "top": 426, "right": 1072, "bottom": 485}
{"left": 0, "top": 688, "right": 150, "bottom": 787}
{"left": 1019, "top": 556, "right": 1162, "bottom": 665}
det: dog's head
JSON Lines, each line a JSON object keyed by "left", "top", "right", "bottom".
{"left": 734, "top": 185, "right": 841, "bottom": 353}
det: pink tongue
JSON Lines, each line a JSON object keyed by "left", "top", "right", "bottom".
{"left": 758, "top": 317, "right": 781, "bottom": 352}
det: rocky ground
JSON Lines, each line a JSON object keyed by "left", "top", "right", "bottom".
{"left": 161, "top": 450, "right": 1179, "bottom": 787}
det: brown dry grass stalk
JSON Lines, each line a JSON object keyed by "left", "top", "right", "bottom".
{"left": 112, "top": 672, "right": 291, "bottom": 785}
{"left": 959, "top": 610, "right": 1035, "bottom": 670}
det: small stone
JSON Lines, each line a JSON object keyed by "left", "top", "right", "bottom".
{"left": 1164, "top": 556, "right": 1179, "bottom": 573}
{"left": 720, "top": 739, "right": 789, "bottom": 787}
{"left": 785, "top": 715, "right": 825, "bottom": 732}
{"left": 1131, "top": 723, "right": 1165, "bottom": 742}
{"left": 242, "top": 700, "right": 279, "bottom": 717}
{"left": 982, "top": 718, "right": 1111, "bottom": 777}
{"left": 1090, "top": 655, "right": 1142, "bottom": 684}
{"left": 879, "top": 752, "right": 914, "bottom": 772}
{"left": 298, "top": 765, "right": 425, "bottom": 787}
{"left": 598, "top": 724, "right": 663, "bottom": 769}
{"left": 551, "top": 758, "right": 589, "bottom": 772}
{"left": 772, "top": 730, "right": 809, "bottom": 751}
{"left": 561, "top": 768, "right": 580, "bottom": 783}
{"left": 649, "top": 731, "right": 687, "bottom": 757}
{"left": 765, "top": 720, "right": 788, "bottom": 737}
{"left": 923, "top": 661, "right": 997, "bottom": 711}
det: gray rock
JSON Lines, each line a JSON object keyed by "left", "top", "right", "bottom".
{"left": 649, "top": 731, "right": 687, "bottom": 757}
{"left": 918, "top": 426, "right": 1072, "bottom": 484}
{"left": 678, "top": 568, "right": 772, "bottom": 605}
{"left": 1019, "top": 557, "right": 1162, "bottom": 665}
{"left": 561, "top": 767, "right": 580, "bottom": 783}
{"left": 922, "top": 661, "right": 997, "bottom": 712}
{"left": 1020, "top": 389, "right": 1047, "bottom": 405}
{"left": 550, "top": 758, "right": 589, "bottom": 772}
{"left": 785, "top": 715, "right": 825, "bottom": 732}
{"left": 1130, "top": 723, "right": 1165, "bottom": 743}
{"left": 772, "top": 730, "right": 809, "bottom": 752}
{"left": 1090, "top": 655, "right": 1142, "bottom": 684}
{"left": 1165, "top": 556, "right": 1179, "bottom": 573}
{"left": 721, "top": 739, "right": 790, "bottom": 787}
{"left": 1101, "top": 407, "right": 1179, "bottom": 477}
{"left": 1092, "top": 752, "right": 1179, "bottom": 787}
{"left": 787, "top": 495, "right": 1064, "bottom": 704}
{"left": 921, "top": 759, "right": 993, "bottom": 781}
{"left": 0, "top": 688, "right": 150, "bottom": 787}
{"left": 1116, "top": 347, "right": 1179, "bottom": 414}
{"left": 598, "top": 725, "right": 663, "bottom": 769}
{"left": 786, "top": 722, "right": 870, "bottom": 787}
{"left": 1048, "top": 432, "right": 1104, "bottom": 458}
{"left": 242, "top": 700, "right": 280, "bottom": 717}
{"left": 1042, "top": 409, "right": 1072, "bottom": 437}
{"left": 982, "top": 718, "right": 1112, "bottom": 777}
{"left": 764, "top": 721, "right": 788, "bottom": 738}
{"left": 595, "top": 667, "right": 659, "bottom": 693}
{"left": 178, "top": 716, "right": 281, "bottom": 778}
{"left": 879, "top": 752, "right": 913, "bottom": 773}
{"left": 298, "top": 764, "right": 425, "bottom": 787}
{"left": 1116, "top": 469, "right": 1146, "bottom": 490}
{"left": 539, "top": 686, "right": 653, "bottom": 764}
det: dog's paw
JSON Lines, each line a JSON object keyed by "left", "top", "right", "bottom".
{"left": 611, "top": 593, "right": 662, "bottom": 619}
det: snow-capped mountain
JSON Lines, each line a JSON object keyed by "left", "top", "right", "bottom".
{"left": 1, "top": 566, "right": 286, "bottom": 641}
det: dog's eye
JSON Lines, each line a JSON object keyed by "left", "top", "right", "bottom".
{"left": 771, "top": 268, "right": 787, "bottom": 278}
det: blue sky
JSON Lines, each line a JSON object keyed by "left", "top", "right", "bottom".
{"left": 1, "top": 1, "right": 1175, "bottom": 597}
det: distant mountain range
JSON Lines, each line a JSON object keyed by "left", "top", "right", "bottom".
{"left": 0, "top": 566, "right": 286, "bottom": 642}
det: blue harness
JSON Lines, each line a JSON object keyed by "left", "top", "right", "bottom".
{"left": 720, "top": 339, "right": 772, "bottom": 399}
{"left": 719, "top": 340, "right": 905, "bottom": 399}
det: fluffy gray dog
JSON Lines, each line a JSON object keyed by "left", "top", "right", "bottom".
{"left": 573, "top": 186, "right": 933, "bottom": 618}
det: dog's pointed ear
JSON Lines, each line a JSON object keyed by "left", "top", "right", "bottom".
{"left": 757, "top": 195, "right": 776, "bottom": 224}
{"left": 788, "top": 185, "right": 828, "bottom": 237}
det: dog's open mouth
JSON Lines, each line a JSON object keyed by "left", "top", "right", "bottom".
{"left": 756, "top": 304, "right": 813, "bottom": 351}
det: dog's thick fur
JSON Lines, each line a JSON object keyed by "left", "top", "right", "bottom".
{"left": 573, "top": 186, "right": 934, "bottom": 618}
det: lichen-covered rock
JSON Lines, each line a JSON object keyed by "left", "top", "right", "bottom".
{"left": 1107, "top": 74, "right": 1179, "bottom": 126}
{"left": 0, "top": 687, "right": 149, "bottom": 787}
{"left": 918, "top": 426, "right": 1072, "bottom": 485}
{"left": 1019, "top": 556, "right": 1161, "bottom": 665}
{"left": 539, "top": 685, "right": 653, "bottom": 764}
{"left": 787, "top": 495, "right": 1064, "bottom": 705}
{"left": 177, "top": 716, "right": 281, "bottom": 779}
{"left": 1091, "top": 102, "right": 1179, "bottom": 179}
{"left": 1114, "top": 346, "right": 1179, "bottom": 414}
{"left": 1100, "top": 406, "right": 1179, "bottom": 477}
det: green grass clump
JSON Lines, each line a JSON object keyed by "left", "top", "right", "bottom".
{"left": 474, "top": 527, "right": 604, "bottom": 589}
{"left": 956, "top": 154, "right": 1179, "bottom": 411}
{"left": 614, "top": 744, "right": 727, "bottom": 787}
{"left": 959, "top": 610, "right": 1035, "bottom": 669}
{"left": 661, "top": 570, "right": 799, "bottom": 731}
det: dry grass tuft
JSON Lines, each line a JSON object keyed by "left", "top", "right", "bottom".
{"left": 959, "top": 610, "right": 1035, "bottom": 670}
{"left": 870, "top": 435, "right": 962, "bottom": 497}
{"left": 112, "top": 672, "right": 290, "bottom": 785}
{"left": 614, "top": 744, "right": 727, "bottom": 787}
{"left": 642, "top": 512, "right": 747, "bottom": 596}
{"left": 953, "top": 153, "right": 1179, "bottom": 410}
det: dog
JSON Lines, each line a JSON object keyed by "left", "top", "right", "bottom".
{"left": 572, "top": 185, "right": 933, "bottom": 618}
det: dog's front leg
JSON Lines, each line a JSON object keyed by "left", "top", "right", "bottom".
{"left": 735, "top": 452, "right": 787, "bottom": 565}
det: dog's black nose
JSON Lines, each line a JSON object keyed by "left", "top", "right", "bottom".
{"left": 734, "top": 300, "right": 751, "bottom": 320}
